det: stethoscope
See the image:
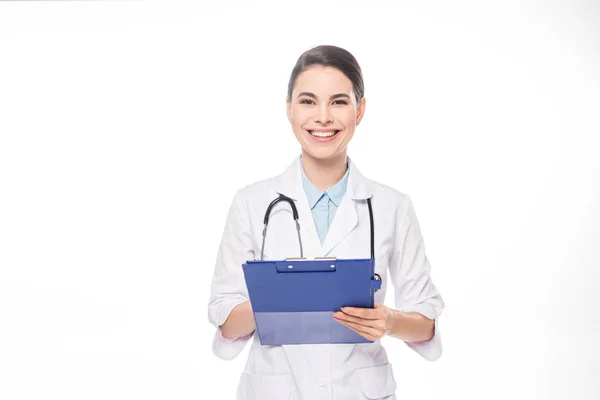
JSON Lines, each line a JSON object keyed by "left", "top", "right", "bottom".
{"left": 260, "top": 193, "right": 381, "bottom": 290}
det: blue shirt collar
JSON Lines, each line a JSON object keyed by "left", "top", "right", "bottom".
{"left": 300, "top": 158, "right": 350, "bottom": 208}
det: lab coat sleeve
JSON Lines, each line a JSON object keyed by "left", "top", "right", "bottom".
{"left": 388, "top": 194, "right": 445, "bottom": 361}
{"left": 207, "top": 190, "right": 255, "bottom": 360}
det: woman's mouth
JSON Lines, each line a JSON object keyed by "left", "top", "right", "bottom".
{"left": 307, "top": 130, "right": 341, "bottom": 141}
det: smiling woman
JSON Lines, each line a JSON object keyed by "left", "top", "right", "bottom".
{"left": 286, "top": 46, "right": 366, "bottom": 186}
{"left": 207, "top": 45, "right": 445, "bottom": 400}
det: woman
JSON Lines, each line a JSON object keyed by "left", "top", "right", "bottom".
{"left": 207, "top": 45, "right": 445, "bottom": 400}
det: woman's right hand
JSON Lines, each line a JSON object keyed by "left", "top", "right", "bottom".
{"left": 220, "top": 300, "right": 256, "bottom": 339}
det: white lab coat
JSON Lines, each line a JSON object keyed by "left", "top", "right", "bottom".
{"left": 208, "top": 156, "right": 445, "bottom": 400}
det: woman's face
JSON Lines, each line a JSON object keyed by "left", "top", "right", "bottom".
{"left": 286, "top": 66, "right": 366, "bottom": 162}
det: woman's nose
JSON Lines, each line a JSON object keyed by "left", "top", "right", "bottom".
{"left": 316, "top": 105, "right": 333, "bottom": 124}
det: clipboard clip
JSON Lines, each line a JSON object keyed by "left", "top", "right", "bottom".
{"left": 276, "top": 258, "right": 337, "bottom": 272}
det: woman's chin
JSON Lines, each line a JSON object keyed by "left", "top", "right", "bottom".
{"left": 302, "top": 146, "right": 344, "bottom": 162}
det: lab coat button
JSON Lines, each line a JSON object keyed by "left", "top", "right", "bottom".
{"left": 317, "top": 378, "right": 328, "bottom": 387}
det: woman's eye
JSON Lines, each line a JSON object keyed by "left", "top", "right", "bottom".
{"left": 299, "top": 99, "right": 347, "bottom": 105}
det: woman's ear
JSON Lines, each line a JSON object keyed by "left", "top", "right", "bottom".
{"left": 356, "top": 97, "right": 366, "bottom": 126}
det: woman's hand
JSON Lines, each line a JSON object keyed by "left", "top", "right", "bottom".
{"left": 220, "top": 300, "right": 256, "bottom": 339}
{"left": 333, "top": 303, "right": 395, "bottom": 341}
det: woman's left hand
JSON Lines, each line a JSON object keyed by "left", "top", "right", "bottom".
{"left": 333, "top": 303, "right": 394, "bottom": 341}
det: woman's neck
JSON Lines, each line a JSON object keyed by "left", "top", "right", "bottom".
{"left": 301, "top": 151, "right": 348, "bottom": 192}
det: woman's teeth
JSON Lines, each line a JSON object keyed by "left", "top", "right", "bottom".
{"left": 309, "top": 130, "right": 339, "bottom": 137}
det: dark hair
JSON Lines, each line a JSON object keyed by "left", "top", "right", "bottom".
{"left": 287, "top": 45, "right": 364, "bottom": 103}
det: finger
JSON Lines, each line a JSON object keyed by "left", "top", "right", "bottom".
{"left": 333, "top": 312, "right": 386, "bottom": 330}
{"left": 337, "top": 320, "right": 378, "bottom": 341}
{"left": 337, "top": 319, "right": 383, "bottom": 339}
{"left": 346, "top": 325, "right": 377, "bottom": 341}
{"left": 340, "top": 307, "right": 379, "bottom": 320}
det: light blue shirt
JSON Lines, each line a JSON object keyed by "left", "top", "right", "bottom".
{"left": 301, "top": 161, "right": 350, "bottom": 244}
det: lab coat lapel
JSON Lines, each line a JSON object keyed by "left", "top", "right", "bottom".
{"left": 321, "top": 159, "right": 373, "bottom": 257}
{"left": 273, "top": 156, "right": 322, "bottom": 257}
{"left": 321, "top": 192, "right": 357, "bottom": 256}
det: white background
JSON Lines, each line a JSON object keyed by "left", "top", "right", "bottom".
{"left": 1, "top": 1, "right": 599, "bottom": 399}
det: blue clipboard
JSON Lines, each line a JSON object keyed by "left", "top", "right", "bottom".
{"left": 242, "top": 257, "right": 382, "bottom": 345}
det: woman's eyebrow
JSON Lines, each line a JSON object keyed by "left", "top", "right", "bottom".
{"left": 297, "top": 92, "right": 350, "bottom": 100}
{"left": 330, "top": 93, "right": 350, "bottom": 100}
